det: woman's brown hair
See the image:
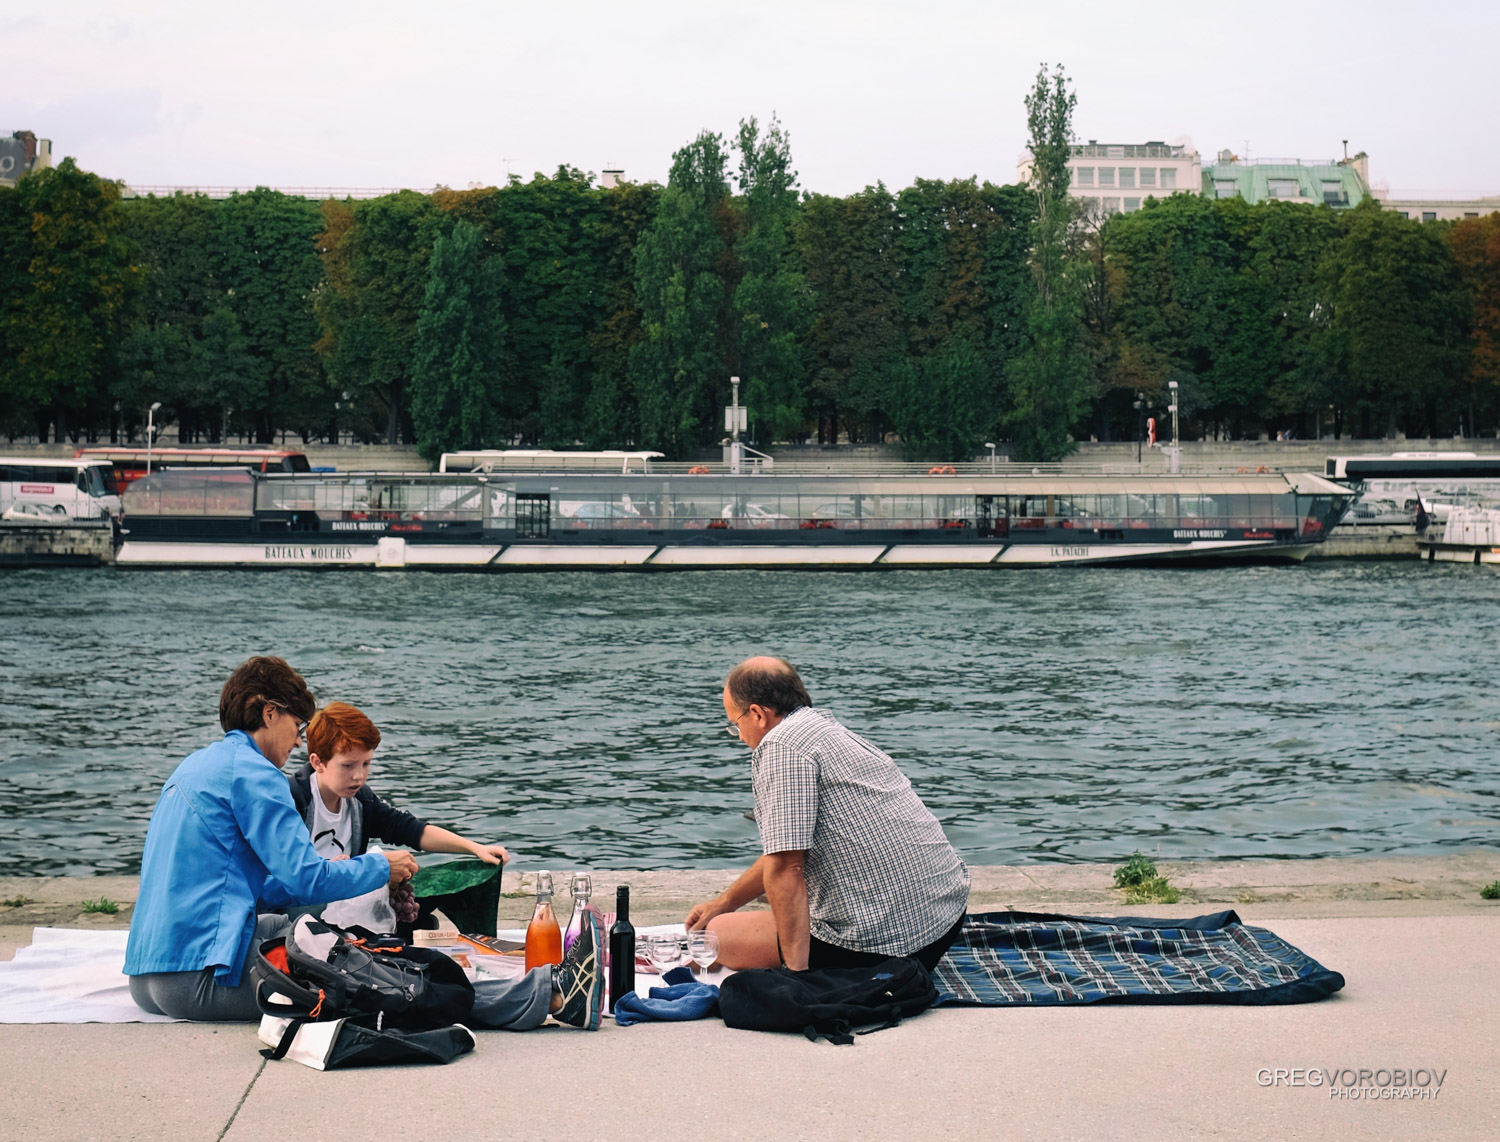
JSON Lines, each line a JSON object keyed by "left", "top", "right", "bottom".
{"left": 218, "top": 656, "right": 315, "bottom": 733}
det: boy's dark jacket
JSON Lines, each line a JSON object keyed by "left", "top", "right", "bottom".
{"left": 288, "top": 763, "right": 427, "bottom": 857}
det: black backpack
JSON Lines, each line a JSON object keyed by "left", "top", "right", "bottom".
{"left": 252, "top": 919, "right": 476, "bottom": 1067}
{"left": 718, "top": 957, "right": 938, "bottom": 1045}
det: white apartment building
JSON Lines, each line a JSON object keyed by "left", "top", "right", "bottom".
{"left": 1372, "top": 193, "right": 1500, "bottom": 223}
{"left": 1017, "top": 139, "right": 1201, "bottom": 219}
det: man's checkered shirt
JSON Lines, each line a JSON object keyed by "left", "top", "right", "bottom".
{"left": 752, "top": 706, "right": 970, "bottom": 956}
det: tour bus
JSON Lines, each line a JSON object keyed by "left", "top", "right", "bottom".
{"left": 0, "top": 457, "right": 121, "bottom": 520}
{"left": 74, "top": 447, "right": 312, "bottom": 494}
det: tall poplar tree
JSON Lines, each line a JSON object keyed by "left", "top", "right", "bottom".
{"left": 410, "top": 219, "right": 509, "bottom": 463}
{"left": 630, "top": 131, "right": 731, "bottom": 455}
{"left": 1005, "top": 65, "right": 1093, "bottom": 461}
{"left": 733, "top": 115, "right": 807, "bottom": 443}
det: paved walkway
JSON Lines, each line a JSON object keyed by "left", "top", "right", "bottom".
{"left": 4, "top": 856, "right": 1498, "bottom": 1142}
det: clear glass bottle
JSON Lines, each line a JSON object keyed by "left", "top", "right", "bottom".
{"left": 562, "top": 872, "right": 592, "bottom": 954}
{"left": 524, "top": 870, "right": 562, "bottom": 971}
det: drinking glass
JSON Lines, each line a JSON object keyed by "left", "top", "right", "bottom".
{"left": 646, "top": 934, "right": 681, "bottom": 977}
{"left": 688, "top": 930, "right": 719, "bottom": 978}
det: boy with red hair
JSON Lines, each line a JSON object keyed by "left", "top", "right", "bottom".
{"left": 289, "top": 701, "right": 601, "bottom": 1031}
{"left": 291, "top": 702, "right": 507, "bottom": 865}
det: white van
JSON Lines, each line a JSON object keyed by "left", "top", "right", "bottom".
{"left": 0, "top": 458, "right": 121, "bottom": 520}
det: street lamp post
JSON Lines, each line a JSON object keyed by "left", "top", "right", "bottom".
{"left": 146, "top": 402, "right": 162, "bottom": 475}
{"left": 1133, "top": 393, "right": 1145, "bottom": 464}
{"left": 1167, "top": 381, "right": 1180, "bottom": 474}
{"left": 984, "top": 442, "right": 996, "bottom": 473}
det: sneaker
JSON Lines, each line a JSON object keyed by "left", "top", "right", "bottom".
{"left": 553, "top": 910, "right": 602, "bottom": 1030}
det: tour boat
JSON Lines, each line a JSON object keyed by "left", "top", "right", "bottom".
{"left": 113, "top": 460, "right": 1353, "bottom": 570}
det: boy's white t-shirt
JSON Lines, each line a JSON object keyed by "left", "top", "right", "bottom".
{"left": 308, "top": 773, "right": 354, "bottom": 859}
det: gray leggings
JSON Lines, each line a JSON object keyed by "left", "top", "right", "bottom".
{"left": 129, "top": 913, "right": 291, "bottom": 1022}
{"left": 130, "top": 912, "right": 555, "bottom": 1029}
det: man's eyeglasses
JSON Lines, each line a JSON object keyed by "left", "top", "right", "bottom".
{"left": 725, "top": 708, "right": 753, "bottom": 738}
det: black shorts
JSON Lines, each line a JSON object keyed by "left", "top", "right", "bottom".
{"left": 804, "top": 912, "right": 966, "bottom": 973}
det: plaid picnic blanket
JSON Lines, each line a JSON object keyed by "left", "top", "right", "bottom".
{"left": 932, "top": 910, "right": 1344, "bottom": 1006}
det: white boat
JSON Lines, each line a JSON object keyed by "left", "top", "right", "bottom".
{"left": 113, "top": 463, "right": 1354, "bottom": 571}
{"left": 1416, "top": 506, "right": 1500, "bottom": 566}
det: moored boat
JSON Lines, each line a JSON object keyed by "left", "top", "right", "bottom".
{"left": 113, "top": 462, "right": 1352, "bottom": 570}
{"left": 1416, "top": 506, "right": 1500, "bottom": 566}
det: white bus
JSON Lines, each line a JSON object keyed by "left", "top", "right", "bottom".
{"left": 438, "top": 449, "right": 663, "bottom": 475}
{"left": 0, "top": 457, "right": 121, "bottom": 520}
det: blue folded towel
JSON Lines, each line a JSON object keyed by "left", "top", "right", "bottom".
{"left": 612, "top": 977, "right": 720, "bottom": 1026}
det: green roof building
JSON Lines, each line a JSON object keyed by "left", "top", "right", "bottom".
{"left": 1200, "top": 149, "right": 1369, "bottom": 207}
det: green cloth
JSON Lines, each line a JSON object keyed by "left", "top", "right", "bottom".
{"left": 412, "top": 859, "right": 503, "bottom": 936}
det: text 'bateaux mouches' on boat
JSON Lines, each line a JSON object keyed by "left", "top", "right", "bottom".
{"left": 111, "top": 451, "right": 1352, "bottom": 570}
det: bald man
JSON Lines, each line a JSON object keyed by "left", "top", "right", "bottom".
{"left": 686, "top": 656, "right": 969, "bottom": 973}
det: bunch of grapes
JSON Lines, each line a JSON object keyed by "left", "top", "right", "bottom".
{"left": 389, "top": 878, "right": 420, "bottom": 925}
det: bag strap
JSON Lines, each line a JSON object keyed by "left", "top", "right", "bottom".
{"left": 260, "top": 1016, "right": 308, "bottom": 1061}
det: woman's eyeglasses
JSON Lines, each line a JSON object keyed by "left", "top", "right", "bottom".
{"left": 267, "top": 700, "right": 309, "bottom": 740}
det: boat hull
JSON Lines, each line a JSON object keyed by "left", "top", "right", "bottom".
{"left": 115, "top": 534, "right": 1318, "bottom": 570}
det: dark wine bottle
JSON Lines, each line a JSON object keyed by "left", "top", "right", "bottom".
{"left": 607, "top": 885, "right": 635, "bottom": 1014}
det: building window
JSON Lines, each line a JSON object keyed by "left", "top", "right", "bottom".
{"left": 1101, "top": 198, "right": 1121, "bottom": 215}
{"left": 1214, "top": 180, "right": 1238, "bottom": 199}
{"left": 1119, "top": 168, "right": 1135, "bottom": 189}
{"left": 1098, "top": 167, "right": 1115, "bottom": 187}
{"left": 1268, "top": 179, "right": 1299, "bottom": 199}
{"left": 1139, "top": 167, "right": 1156, "bottom": 188}
{"left": 1398, "top": 211, "right": 1409, "bottom": 219}
{"left": 1465, "top": 212, "right": 1479, "bottom": 218}
{"left": 1123, "top": 197, "right": 1141, "bottom": 213}
{"left": 1422, "top": 212, "right": 1437, "bottom": 222}
{"left": 1159, "top": 168, "right": 1176, "bottom": 189}
{"left": 1076, "top": 167, "right": 1094, "bottom": 187}
{"left": 1321, "top": 180, "right": 1345, "bottom": 205}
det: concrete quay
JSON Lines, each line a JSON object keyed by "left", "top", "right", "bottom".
{"left": 2, "top": 853, "right": 1498, "bottom": 1142}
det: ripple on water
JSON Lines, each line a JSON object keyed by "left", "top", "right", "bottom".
{"left": 0, "top": 562, "right": 1497, "bottom": 875}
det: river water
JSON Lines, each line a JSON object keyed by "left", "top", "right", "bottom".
{"left": 1, "top": 563, "right": 1496, "bottom": 877}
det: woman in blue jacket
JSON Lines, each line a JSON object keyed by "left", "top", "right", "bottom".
{"left": 124, "top": 656, "right": 417, "bottom": 1020}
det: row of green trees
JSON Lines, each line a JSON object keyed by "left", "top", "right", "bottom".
{"left": 3, "top": 90, "right": 1498, "bottom": 461}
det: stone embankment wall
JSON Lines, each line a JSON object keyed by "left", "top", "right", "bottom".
{"left": 0, "top": 523, "right": 114, "bottom": 566}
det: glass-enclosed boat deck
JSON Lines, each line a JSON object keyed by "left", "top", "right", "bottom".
{"left": 117, "top": 468, "right": 1352, "bottom": 568}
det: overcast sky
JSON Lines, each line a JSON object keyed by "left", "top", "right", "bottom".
{"left": 8, "top": 0, "right": 1498, "bottom": 199}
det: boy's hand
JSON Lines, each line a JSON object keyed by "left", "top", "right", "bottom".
{"left": 470, "top": 843, "right": 510, "bottom": 866}
{"left": 382, "top": 849, "right": 418, "bottom": 885}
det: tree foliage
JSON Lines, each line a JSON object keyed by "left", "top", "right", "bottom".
{"left": 0, "top": 159, "right": 140, "bottom": 440}
{"left": 411, "top": 220, "right": 509, "bottom": 462}
{"left": 733, "top": 116, "right": 808, "bottom": 444}
{"left": 630, "top": 132, "right": 733, "bottom": 457}
{"left": 4, "top": 138, "right": 1498, "bottom": 453}
{"left": 1006, "top": 64, "right": 1093, "bottom": 461}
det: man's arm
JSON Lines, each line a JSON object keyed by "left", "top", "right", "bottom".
{"left": 762, "top": 849, "right": 810, "bottom": 970}
{"left": 684, "top": 855, "right": 769, "bottom": 930}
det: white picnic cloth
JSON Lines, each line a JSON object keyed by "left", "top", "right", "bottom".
{"left": 0, "top": 927, "right": 177, "bottom": 1023}
{"left": 0, "top": 922, "right": 725, "bottom": 1023}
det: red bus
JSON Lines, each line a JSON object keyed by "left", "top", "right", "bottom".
{"left": 74, "top": 447, "right": 311, "bottom": 495}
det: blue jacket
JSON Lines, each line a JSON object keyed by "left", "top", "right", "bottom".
{"left": 124, "top": 730, "right": 389, "bottom": 985}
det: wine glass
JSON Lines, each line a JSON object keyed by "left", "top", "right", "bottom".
{"left": 688, "top": 930, "right": 719, "bottom": 979}
{"left": 646, "top": 934, "right": 681, "bottom": 977}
